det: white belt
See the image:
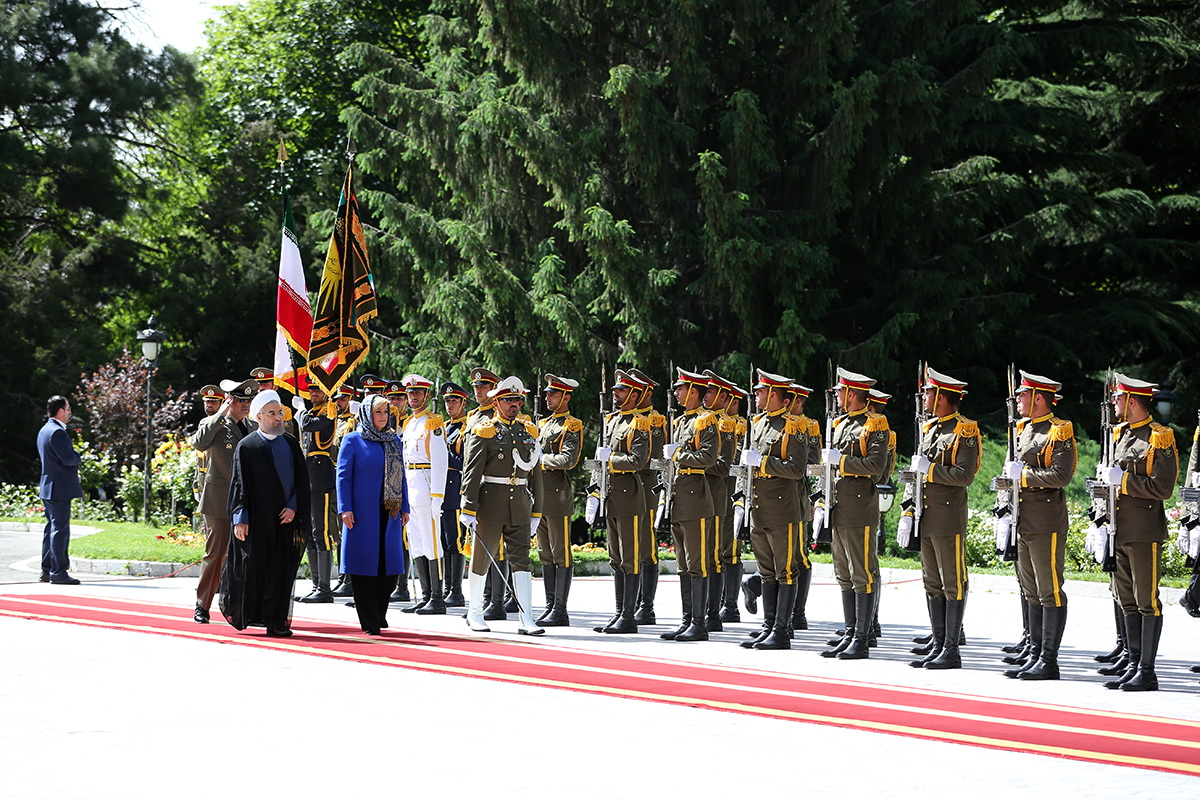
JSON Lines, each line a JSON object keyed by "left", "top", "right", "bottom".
{"left": 482, "top": 475, "right": 528, "bottom": 486}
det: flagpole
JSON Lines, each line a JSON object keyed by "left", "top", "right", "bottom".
{"left": 278, "top": 138, "right": 298, "bottom": 398}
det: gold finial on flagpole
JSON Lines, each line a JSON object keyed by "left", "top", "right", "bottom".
{"left": 277, "top": 138, "right": 288, "bottom": 165}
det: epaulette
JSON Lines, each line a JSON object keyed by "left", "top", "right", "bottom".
{"left": 518, "top": 412, "right": 532, "bottom": 423}
{"left": 1016, "top": 420, "right": 1028, "bottom": 435}
{"left": 472, "top": 419, "right": 498, "bottom": 439}
{"left": 863, "top": 412, "right": 889, "bottom": 433}
{"left": 1149, "top": 422, "right": 1176, "bottom": 451}
{"left": 1047, "top": 418, "right": 1074, "bottom": 442}
{"left": 719, "top": 416, "right": 737, "bottom": 434}
{"left": 695, "top": 411, "right": 719, "bottom": 431}
{"left": 632, "top": 415, "right": 652, "bottom": 433}
{"left": 783, "top": 416, "right": 805, "bottom": 436}
{"left": 425, "top": 413, "right": 444, "bottom": 431}
{"left": 1193, "top": 425, "right": 1199, "bottom": 443}
{"left": 524, "top": 421, "right": 540, "bottom": 438}
{"left": 807, "top": 418, "right": 821, "bottom": 438}
{"left": 888, "top": 430, "right": 897, "bottom": 449}
{"left": 954, "top": 417, "right": 980, "bottom": 438}
{"left": 922, "top": 418, "right": 937, "bottom": 433}
{"left": 563, "top": 416, "right": 583, "bottom": 433}
{"left": 735, "top": 420, "right": 748, "bottom": 437}
{"left": 647, "top": 410, "right": 666, "bottom": 428}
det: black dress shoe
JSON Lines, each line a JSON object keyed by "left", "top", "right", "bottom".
{"left": 193, "top": 605, "right": 210, "bottom": 624}
{"left": 296, "top": 590, "right": 334, "bottom": 604}
{"left": 49, "top": 576, "right": 80, "bottom": 585}
{"left": 39, "top": 573, "right": 50, "bottom": 583}
{"left": 364, "top": 629, "right": 381, "bottom": 636}
{"left": 265, "top": 628, "right": 294, "bottom": 638}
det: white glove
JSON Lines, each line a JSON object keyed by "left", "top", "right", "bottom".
{"left": 663, "top": 443, "right": 680, "bottom": 459}
{"left": 595, "top": 446, "right": 613, "bottom": 463}
{"left": 432, "top": 497, "right": 444, "bottom": 518}
{"left": 897, "top": 514, "right": 914, "bottom": 548}
{"left": 812, "top": 506, "right": 825, "bottom": 536}
{"left": 994, "top": 515, "right": 1011, "bottom": 553}
{"left": 585, "top": 493, "right": 601, "bottom": 526}
{"left": 461, "top": 514, "right": 478, "bottom": 534}
{"left": 821, "top": 448, "right": 841, "bottom": 466}
{"left": 912, "top": 455, "right": 931, "bottom": 474}
{"left": 1192, "top": 471, "right": 1200, "bottom": 487}
{"left": 1103, "top": 465, "right": 1124, "bottom": 486}
{"left": 1004, "top": 461, "right": 1024, "bottom": 482}
{"left": 1177, "top": 525, "right": 1190, "bottom": 557}
{"left": 733, "top": 504, "right": 746, "bottom": 533}
{"left": 291, "top": 395, "right": 306, "bottom": 412}
{"left": 1088, "top": 524, "right": 1109, "bottom": 564}
{"left": 741, "top": 448, "right": 762, "bottom": 467}
{"left": 1191, "top": 530, "right": 1200, "bottom": 561}
{"left": 530, "top": 517, "right": 540, "bottom": 537}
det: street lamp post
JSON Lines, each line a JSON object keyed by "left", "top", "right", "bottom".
{"left": 136, "top": 317, "right": 166, "bottom": 523}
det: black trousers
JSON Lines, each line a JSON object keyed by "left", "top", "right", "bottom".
{"left": 351, "top": 574, "right": 398, "bottom": 632}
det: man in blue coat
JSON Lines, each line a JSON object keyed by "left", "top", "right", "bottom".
{"left": 38, "top": 396, "right": 83, "bottom": 585}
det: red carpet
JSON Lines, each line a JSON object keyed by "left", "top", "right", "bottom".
{"left": 3, "top": 593, "right": 1198, "bottom": 776}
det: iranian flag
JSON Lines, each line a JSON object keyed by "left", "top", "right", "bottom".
{"left": 273, "top": 190, "right": 314, "bottom": 395}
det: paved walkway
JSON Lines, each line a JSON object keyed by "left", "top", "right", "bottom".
{"left": 1, "top": 555, "right": 1197, "bottom": 798}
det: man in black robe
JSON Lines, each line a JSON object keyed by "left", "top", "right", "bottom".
{"left": 222, "top": 391, "right": 310, "bottom": 637}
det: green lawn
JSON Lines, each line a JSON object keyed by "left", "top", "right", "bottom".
{"left": 3, "top": 519, "right": 208, "bottom": 564}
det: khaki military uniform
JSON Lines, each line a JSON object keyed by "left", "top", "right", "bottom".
{"left": 724, "top": 413, "right": 747, "bottom": 565}
{"left": 1112, "top": 418, "right": 1177, "bottom": 616}
{"left": 1013, "top": 415, "right": 1076, "bottom": 608}
{"left": 638, "top": 405, "right": 667, "bottom": 567}
{"left": 829, "top": 409, "right": 890, "bottom": 594}
{"left": 536, "top": 412, "right": 583, "bottom": 568}
{"left": 748, "top": 410, "right": 808, "bottom": 584}
{"left": 670, "top": 409, "right": 720, "bottom": 579}
{"left": 909, "top": 413, "right": 981, "bottom": 601}
{"left": 604, "top": 411, "right": 651, "bottom": 574}
{"left": 190, "top": 411, "right": 255, "bottom": 610}
{"left": 460, "top": 416, "right": 544, "bottom": 575}
{"left": 706, "top": 411, "right": 738, "bottom": 573}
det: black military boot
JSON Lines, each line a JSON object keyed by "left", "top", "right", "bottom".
{"left": 1093, "top": 600, "right": 1126, "bottom": 663}
{"left": 925, "top": 595, "right": 966, "bottom": 669}
{"left": 661, "top": 575, "right": 693, "bottom": 640}
{"left": 392, "top": 552, "right": 413, "bottom": 602}
{"left": 331, "top": 572, "right": 353, "bottom": 598}
{"left": 604, "top": 570, "right": 640, "bottom": 634}
{"left": 541, "top": 565, "right": 572, "bottom": 627}
{"left": 755, "top": 582, "right": 797, "bottom": 650}
{"left": 821, "top": 591, "right": 857, "bottom": 658}
{"left": 417, "top": 560, "right": 447, "bottom": 615}
{"left": 704, "top": 572, "right": 723, "bottom": 632}
{"left": 791, "top": 567, "right": 812, "bottom": 631}
{"left": 1002, "top": 596, "right": 1030, "bottom": 653}
{"left": 483, "top": 563, "right": 508, "bottom": 620}
{"left": 1104, "top": 615, "right": 1143, "bottom": 688}
{"left": 910, "top": 596, "right": 945, "bottom": 668}
{"left": 741, "top": 573, "right": 762, "bottom": 615}
{"left": 674, "top": 575, "right": 710, "bottom": 641}
{"left": 1120, "top": 615, "right": 1162, "bottom": 692}
{"left": 741, "top": 580, "right": 777, "bottom": 649}
{"left": 536, "top": 563, "right": 558, "bottom": 624}
{"left": 868, "top": 592, "right": 881, "bottom": 646}
{"left": 595, "top": 572, "right": 625, "bottom": 632}
{"left": 837, "top": 593, "right": 875, "bottom": 660}
{"left": 444, "top": 551, "right": 465, "bottom": 607}
{"left": 402, "top": 556, "right": 432, "bottom": 613}
{"left": 719, "top": 567, "right": 741, "bottom": 623}
{"left": 298, "top": 550, "right": 335, "bottom": 603}
{"left": 501, "top": 559, "right": 519, "bottom": 613}
{"left": 1020, "top": 605, "right": 1067, "bottom": 681}
{"left": 633, "top": 567, "right": 658, "bottom": 625}
{"left": 1004, "top": 602, "right": 1043, "bottom": 676}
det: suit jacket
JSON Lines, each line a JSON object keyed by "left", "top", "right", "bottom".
{"left": 38, "top": 419, "right": 82, "bottom": 501}
{"left": 191, "top": 412, "right": 255, "bottom": 518}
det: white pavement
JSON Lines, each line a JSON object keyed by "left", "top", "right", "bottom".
{"left": 1, "top": 563, "right": 1198, "bottom": 799}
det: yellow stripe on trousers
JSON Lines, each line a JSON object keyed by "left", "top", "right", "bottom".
{"left": 699, "top": 518, "right": 708, "bottom": 578}
{"left": 863, "top": 527, "right": 873, "bottom": 594}
{"left": 563, "top": 516, "right": 572, "bottom": 568}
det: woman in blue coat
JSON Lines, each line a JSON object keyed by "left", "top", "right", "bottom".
{"left": 337, "top": 394, "right": 410, "bottom": 634}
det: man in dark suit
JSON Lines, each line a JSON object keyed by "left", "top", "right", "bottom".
{"left": 38, "top": 395, "right": 83, "bottom": 585}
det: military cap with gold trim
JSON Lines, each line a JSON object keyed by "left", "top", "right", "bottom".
{"left": 868, "top": 388, "right": 891, "bottom": 405}
{"left": 1112, "top": 373, "right": 1157, "bottom": 397}
{"left": 836, "top": 367, "right": 877, "bottom": 391}
{"left": 922, "top": 366, "right": 967, "bottom": 394}
{"left": 702, "top": 369, "right": 735, "bottom": 394}
{"left": 250, "top": 366, "right": 274, "bottom": 384}
{"left": 442, "top": 381, "right": 468, "bottom": 400}
{"left": 487, "top": 376, "right": 527, "bottom": 400}
{"left": 790, "top": 382, "right": 814, "bottom": 399}
{"left": 543, "top": 373, "right": 579, "bottom": 393}
{"left": 361, "top": 374, "right": 389, "bottom": 394}
{"left": 753, "top": 369, "right": 793, "bottom": 391}
{"left": 402, "top": 373, "right": 434, "bottom": 392}
{"left": 628, "top": 368, "right": 657, "bottom": 388}
{"left": 385, "top": 379, "right": 406, "bottom": 397}
{"left": 672, "top": 367, "right": 710, "bottom": 390}
{"left": 199, "top": 384, "right": 223, "bottom": 402}
{"left": 219, "top": 378, "right": 257, "bottom": 400}
{"left": 334, "top": 385, "right": 359, "bottom": 400}
{"left": 469, "top": 367, "right": 500, "bottom": 386}
{"left": 1016, "top": 370, "right": 1062, "bottom": 402}
{"left": 614, "top": 369, "right": 643, "bottom": 390}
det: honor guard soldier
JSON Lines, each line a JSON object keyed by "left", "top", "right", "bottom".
{"left": 738, "top": 371, "right": 810, "bottom": 650}
{"left": 593, "top": 369, "right": 652, "bottom": 634}
{"left": 292, "top": 384, "right": 341, "bottom": 603}
{"left": 661, "top": 368, "right": 720, "bottom": 642}
{"left": 440, "top": 382, "right": 470, "bottom": 606}
{"left": 864, "top": 387, "right": 896, "bottom": 640}
{"left": 999, "top": 371, "right": 1076, "bottom": 680}
{"left": 384, "top": 378, "right": 411, "bottom": 432}
{"left": 460, "top": 377, "right": 545, "bottom": 636}
{"left": 628, "top": 368, "right": 666, "bottom": 624}
{"left": 190, "top": 378, "right": 257, "bottom": 623}
{"left": 464, "top": 367, "right": 511, "bottom": 618}
{"left": 899, "top": 367, "right": 980, "bottom": 670}
{"left": 1100, "top": 374, "right": 1177, "bottom": 692}
{"left": 786, "top": 382, "right": 821, "bottom": 630}
{"left": 534, "top": 374, "right": 583, "bottom": 626}
{"left": 193, "top": 385, "right": 223, "bottom": 503}
{"left": 400, "top": 374, "right": 449, "bottom": 615}
{"left": 719, "top": 386, "right": 748, "bottom": 622}
{"left": 819, "top": 367, "right": 891, "bottom": 660}
{"left": 701, "top": 370, "right": 738, "bottom": 632}
{"left": 251, "top": 367, "right": 297, "bottom": 437}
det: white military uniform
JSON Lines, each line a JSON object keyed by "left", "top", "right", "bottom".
{"left": 403, "top": 404, "right": 449, "bottom": 564}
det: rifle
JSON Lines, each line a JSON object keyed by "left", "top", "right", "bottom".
{"left": 823, "top": 360, "right": 836, "bottom": 520}
{"left": 989, "top": 364, "right": 1019, "bottom": 560}
{"left": 1086, "top": 369, "right": 1118, "bottom": 572}
{"left": 582, "top": 364, "right": 610, "bottom": 529}
{"left": 655, "top": 362, "right": 677, "bottom": 535}
{"left": 729, "top": 365, "right": 755, "bottom": 538}
{"left": 899, "top": 361, "right": 926, "bottom": 551}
